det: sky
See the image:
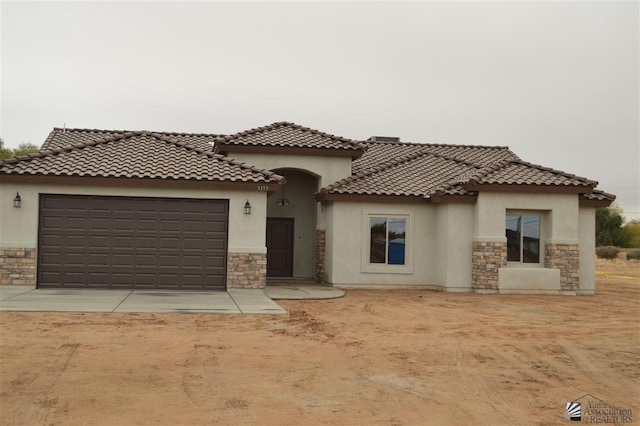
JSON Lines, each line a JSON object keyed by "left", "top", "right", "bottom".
{"left": 1, "top": 1, "right": 638, "bottom": 220}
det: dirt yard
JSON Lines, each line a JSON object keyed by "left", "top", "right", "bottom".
{"left": 1, "top": 259, "right": 638, "bottom": 426}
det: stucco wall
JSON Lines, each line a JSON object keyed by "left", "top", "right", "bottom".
{"left": 0, "top": 181, "right": 267, "bottom": 254}
{"left": 578, "top": 207, "right": 596, "bottom": 294}
{"left": 475, "top": 192, "right": 581, "bottom": 294}
{"left": 228, "top": 153, "right": 352, "bottom": 189}
{"left": 325, "top": 201, "right": 440, "bottom": 288}
{"left": 435, "top": 203, "right": 474, "bottom": 291}
{"left": 229, "top": 152, "right": 352, "bottom": 230}
{"left": 267, "top": 170, "right": 317, "bottom": 278}
{"left": 475, "top": 192, "right": 579, "bottom": 243}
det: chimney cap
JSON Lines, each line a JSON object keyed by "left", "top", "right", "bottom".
{"left": 367, "top": 136, "right": 400, "bottom": 142}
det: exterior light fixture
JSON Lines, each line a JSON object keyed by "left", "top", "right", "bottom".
{"left": 244, "top": 200, "right": 251, "bottom": 214}
{"left": 13, "top": 192, "right": 22, "bottom": 208}
{"left": 275, "top": 186, "right": 290, "bottom": 206}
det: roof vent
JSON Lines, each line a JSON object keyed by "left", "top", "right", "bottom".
{"left": 367, "top": 136, "right": 400, "bottom": 142}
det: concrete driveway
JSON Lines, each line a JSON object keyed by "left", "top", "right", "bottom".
{"left": 0, "top": 286, "right": 287, "bottom": 314}
{"left": 0, "top": 284, "right": 345, "bottom": 314}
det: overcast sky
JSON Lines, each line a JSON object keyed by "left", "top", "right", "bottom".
{"left": 1, "top": 1, "right": 638, "bottom": 219}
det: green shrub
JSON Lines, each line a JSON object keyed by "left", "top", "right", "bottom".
{"left": 622, "top": 221, "right": 640, "bottom": 248}
{"left": 596, "top": 246, "right": 619, "bottom": 259}
{"left": 626, "top": 249, "right": 640, "bottom": 260}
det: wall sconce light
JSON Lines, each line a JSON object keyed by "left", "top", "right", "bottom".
{"left": 13, "top": 192, "right": 22, "bottom": 208}
{"left": 244, "top": 200, "right": 251, "bottom": 214}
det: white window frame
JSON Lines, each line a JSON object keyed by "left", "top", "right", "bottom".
{"left": 361, "top": 211, "right": 414, "bottom": 274}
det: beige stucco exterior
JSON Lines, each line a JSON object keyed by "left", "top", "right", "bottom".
{"left": 0, "top": 172, "right": 601, "bottom": 294}
{"left": 578, "top": 206, "right": 596, "bottom": 295}
{"left": 0, "top": 180, "right": 268, "bottom": 254}
{"left": 474, "top": 192, "right": 591, "bottom": 294}
{"left": 325, "top": 201, "right": 440, "bottom": 289}
{"left": 322, "top": 192, "right": 597, "bottom": 294}
{"left": 266, "top": 170, "right": 318, "bottom": 278}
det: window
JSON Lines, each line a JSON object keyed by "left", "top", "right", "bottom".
{"left": 506, "top": 215, "right": 540, "bottom": 263}
{"left": 370, "top": 217, "right": 406, "bottom": 265}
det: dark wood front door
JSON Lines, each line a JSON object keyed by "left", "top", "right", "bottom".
{"left": 266, "top": 218, "right": 294, "bottom": 277}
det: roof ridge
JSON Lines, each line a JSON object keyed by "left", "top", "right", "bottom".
{"left": 149, "top": 133, "right": 285, "bottom": 183}
{"left": 214, "top": 121, "right": 368, "bottom": 150}
{"left": 0, "top": 131, "right": 143, "bottom": 166}
{"left": 364, "top": 139, "right": 511, "bottom": 150}
{"left": 422, "top": 148, "right": 485, "bottom": 168}
{"left": 52, "top": 127, "right": 221, "bottom": 138}
{"left": 463, "top": 159, "right": 513, "bottom": 185}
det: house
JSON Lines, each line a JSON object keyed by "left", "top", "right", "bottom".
{"left": 0, "top": 122, "right": 614, "bottom": 294}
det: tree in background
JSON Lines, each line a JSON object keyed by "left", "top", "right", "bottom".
{"left": 596, "top": 203, "right": 626, "bottom": 247}
{"left": 0, "top": 138, "right": 39, "bottom": 161}
{"left": 0, "top": 138, "right": 12, "bottom": 160}
{"left": 622, "top": 220, "right": 640, "bottom": 248}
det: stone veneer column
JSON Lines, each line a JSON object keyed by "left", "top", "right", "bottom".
{"left": 314, "top": 229, "right": 326, "bottom": 283}
{"left": 0, "top": 248, "right": 36, "bottom": 285}
{"left": 226, "top": 252, "right": 266, "bottom": 289}
{"left": 472, "top": 241, "right": 507, "bottom": 291}
{"left": 544, "top": 243, "right": 580, "bottom": 291}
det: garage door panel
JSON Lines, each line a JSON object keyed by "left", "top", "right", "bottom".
{"left": 86, "top": 273, "right": 109, "bottom": 286}
{"left": 112, "top": 236, "right": 134, "bottom": 248}
{"left": 136, "top": 237, "right": 158, "bottom": 249}
{"left": 113, "top": 219, "right": 134, "bottom": 231}
{"left": 88, "top": 236, "right": 111, "bottom": 249}
{"left": 137, "top": 219, "right": 158, "bottom": 232}
{"left": 88, "top": 254, "right": 110, "bottom": 267}
{"left": 38, "top": 195, "right": 228, "bottom": 290}
{"left": 158, "top": 255, "right": 179, "bottom": 267}
{"left": 112, "top": 254, "right": 133, "bottom": 267}
{"left": 204, "top": 221, "right": 227, "bottom": 233}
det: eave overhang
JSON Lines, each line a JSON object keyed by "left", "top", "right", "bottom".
{"left": 462, "top": 183, "right": 595, "bottom": 194}
{"left": 0, "top": 174, "right": 285, "bottom": 194}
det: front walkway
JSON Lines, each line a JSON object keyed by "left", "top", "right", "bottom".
{"left": 0, "top": 284, "right": 345, "bottom": 314}
{"left": 0, "top": 286, "right": 286, "bottom": 314}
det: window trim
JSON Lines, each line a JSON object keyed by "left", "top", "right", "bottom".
{"left": 361, "top": 211, "right": 414, "bottom": 274}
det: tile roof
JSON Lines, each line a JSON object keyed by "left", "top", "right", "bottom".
{"left": 5, "top": 123, "right": 612, "bottom": 205}
{"left": 214, "top": 121, "right": 367, "bottom": 154}
{"left": 466, "top": 160, "right": 597, "bottom": 188}
{"left": 579, "top": 189, "right": 616, "bottom": 203}
{"left": 0, "top": 131, "right": 283, "bottom": 184}
{"left": 352, "top": 140, "right": 519, "bottom": 174}
{"left": 319, "top": 150, "right": 480, "bottom": 198}
{"left": 322, "top": 142, "right": 602, "bottom": 200}
{"left": 42, "top": 127, "right": 217, "bottom": 151}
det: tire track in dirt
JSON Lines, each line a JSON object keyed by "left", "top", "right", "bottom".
{"left": 444, "top": 335, "right": 524, "bottom": 425}
{"left": 3, "top": 343, "right": 79, "bottom": 425}
{"left": 182, "top": 343, "right": 257, "bottom": 424}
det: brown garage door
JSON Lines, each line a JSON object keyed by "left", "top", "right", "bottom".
{"left": 38, "top": 194, "right": 228, "bottom": 290}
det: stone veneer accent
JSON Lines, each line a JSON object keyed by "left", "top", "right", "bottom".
{"left": 472, "top": 241, "right": 507, "bottom": 290}
{"left": 315, "top": 229, "right": 326, "bottom": 283}
{"left": 544, "top": 243, "right": 580, "bottom": 291}
{"left": 226, "top": 252, "right": 266, "bottom": 289}
{"left": 0, "top": 247, "right": 36, "bottom": 285}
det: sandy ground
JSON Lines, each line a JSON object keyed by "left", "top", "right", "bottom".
{"left": 1, "top": 259, "right": 638, "bottom": 426}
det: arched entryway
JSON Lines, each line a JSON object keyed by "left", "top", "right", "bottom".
{"left": 266, "top": 169, "right": 319, "bottom": 279}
